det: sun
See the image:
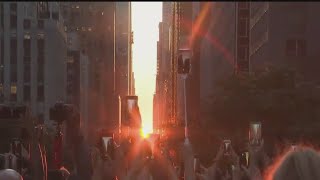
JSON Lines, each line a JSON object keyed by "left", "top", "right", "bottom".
{"left": 140, "top": 126, "right": 153, "bottom": 139}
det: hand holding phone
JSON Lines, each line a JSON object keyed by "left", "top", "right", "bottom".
{"left": 101, "top": 137, "right": 115, "bottom": 160}
{"left": 223, "top": 140, "right": 232, "bottom": 156}
{"left": 249, "top": 122, "right": 262, "bottom": 146}
{"left": 194, "top": 155, "right": 200, "bottom": 173}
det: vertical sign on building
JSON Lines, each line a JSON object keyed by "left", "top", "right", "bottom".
{"left": 235, "top": 2, "right": 250, "bottom": 73}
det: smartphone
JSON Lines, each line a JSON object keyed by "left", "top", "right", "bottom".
{"left": 291, "top": 144, "right": 298, "bottom": 151}
{"left": 240, "top": 151, "right": 249, "bottom": 168}
{"left": 223, "top": 140, "right": 231, "bottom": 156}
{"left": 125, "top": 96, "right": 142, "bottom": 128}
{"left": 101, "top": 137, "right": 115, "bottom": 160}
{"left": 249, "top": 122, "right": 262, "bottom": 146}
{"left": 194, "top": 156, "right": 200, "bottom": 173}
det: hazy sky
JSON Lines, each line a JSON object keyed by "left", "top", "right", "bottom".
{"left": 132, "top": 2, "right": 162, "bottom": 133}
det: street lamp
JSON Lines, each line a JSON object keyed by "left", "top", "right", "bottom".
{"left": 178, "top": 48, "right": 191, "bottom": 144}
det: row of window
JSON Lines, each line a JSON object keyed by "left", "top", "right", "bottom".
{"left": 10, "top": 17, "right": 44, "bottom": 30}
{"left": 0, "top": 4, "right": 4, "bottom": 29}
{"left": 67, "top": 26, "right": 92, "bottom": 32}
{"left": 0, "top": 84, "right": 44, "bottom": 102}
{"left": 286, "top": 39, "right": 306, "bottom": 57}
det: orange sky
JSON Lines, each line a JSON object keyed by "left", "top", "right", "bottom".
{"left": 132, "top": 2, "right": 162, "bottom": 133}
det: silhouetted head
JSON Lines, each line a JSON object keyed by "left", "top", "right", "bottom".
{"left": 267, "top": 147, "right": 320, "bottom": 180}
{"left": 0, "top": 169, "right": 23, "bottom": 180}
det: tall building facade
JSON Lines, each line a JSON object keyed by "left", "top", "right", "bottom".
{"left": 115, "top": 2, "right": 132, "bottom": 97}
{"left": 194, "top": 2, "right": 236, "bottom": 126}
{"left": 249, "top": 2, "right": 320, "bottom": 83}
{"left": 61, "top": 2, "right": 117, "bottom": 142}
{"left": 0, "top": 2, "right": 67, "bottom": 125}
{"left": 165, "top": 2, "right": 199, "bottom": 128}
{"left": 154, "top": 2, "right": 172, "bottom": 131}
{"left": 66, "top": 31, "right": 90, "bottom": 139}
{"left": 115, "top": 2, "right": 134, "bottom": 132}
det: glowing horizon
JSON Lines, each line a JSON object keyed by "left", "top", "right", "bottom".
{"left": 132, "top": 2, "right": 162, "bottom": 134}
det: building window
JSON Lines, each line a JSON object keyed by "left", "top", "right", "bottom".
{"left": 10, "top": 15, "right": 17, "bottom": 29}
{"left": 238, "top": 46, "right": 248, "bottom": 60}
{"left": 38, "top": 56, "right": 44, "bottom": 64}
{"left": 10, "top": 3, "right": 17, "bottom": 13}
{"left": 286, "top": 39, "right": 306, "bottom": 57}
{"left": 37, "top": 33, "right": 45, "bottom": 39}
{"left": 52, "top": 12, "right": 59, "bottom": 20}
{"left": 1, "top": 4, "right": 4, "bottom": 29}
{"left": 24, "top": 57, "right": 31, "bottom": 63}
{"left": 37, "top": 63, "right": 44, "bottom": 82}
{"left": 38, "top": 20, "right": 44, "bottom": 29}
{"left": 238, "top": 2, "right": 249, "bottom": 9}
{"left": 239, "top": 18, "right": 248, "bottom": 37}
{"left": 67, "top": 81, "right": 73, "bottom": 95}
{"left": 10, "top": 64, "right": 17, "bottom": 82}
{"left": 37, "top": 2, "right": 49, "bottom": 19}
{"left": 0, "top": 84, "right": 3, "bottom": 102}
{"left": 24, "top": 64, "right": 31, "bottom": 82}
{"left": 38, "top": 38, "right": 45, "bottom": 56}
{"left": 0, "top": 67, "right": 3, "bottom": 84}
{"left": 24, "top": 34, "right": 31, "bottom": 40}
{"left": 24, "top": 38, "right": 31, "bottom": 57}
{"left": 23, "top": 19, "right": 31, "bottom": 29}
{"left": 10, "top": 84, "right": 17, "bottom": 101}
{"left": 1, "top": 37, "right": 3, "bottom": 65}
{"left": 23, "top": 85, "right": 30, "bottom": 101}
{"left": 67, "top": 56, "right": 74, "bottom": 63}
{"left": 37, "top": 85, "right": 44, "bottom": 101}
{"left": 10, "top": 38, "right": 17, "bottom": 64}
{"left": 38, "top": 114, "right": 44, "bottom": 123}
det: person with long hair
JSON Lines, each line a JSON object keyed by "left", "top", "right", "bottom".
{"left": 0, "top": 169, "right": 23, "bottom": 180}
{"left": 266, "top": 146, "right": 320, "bottom": 180}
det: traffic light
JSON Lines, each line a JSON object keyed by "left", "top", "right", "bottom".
{"left": 177, "top": 49, "right": 191, "bottom": 74}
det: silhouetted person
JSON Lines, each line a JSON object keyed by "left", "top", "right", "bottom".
{"left": 268, "top": 147, "right": 320, "bottom": 180}
{"left": 0, "top": 169, "right": 23, "bottom": 180}
{"left": 74, "top": 135, "right": 92, "bottom": 180}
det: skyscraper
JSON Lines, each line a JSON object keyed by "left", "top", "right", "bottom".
{"left": 61, "top": 2, "right": 117, "bottom": 141}
{"left": 115, "top": 2, "right": 132, "bottom": 97}
{"left": 249, "top": 2, "right": 320, "bottom": 83}
{"left": 0, "top": 2, "right": 67, "bottom": 125}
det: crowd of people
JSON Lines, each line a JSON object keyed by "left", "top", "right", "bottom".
{"left": 1, "top": 128, "right": 320, "bottom": 180}
{"left": 88, "top": 132, "right": 320, "bottom": 180}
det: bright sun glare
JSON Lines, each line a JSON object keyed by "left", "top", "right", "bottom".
{"left": 132, "top": 2, "right": 162, "bottom": 134}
